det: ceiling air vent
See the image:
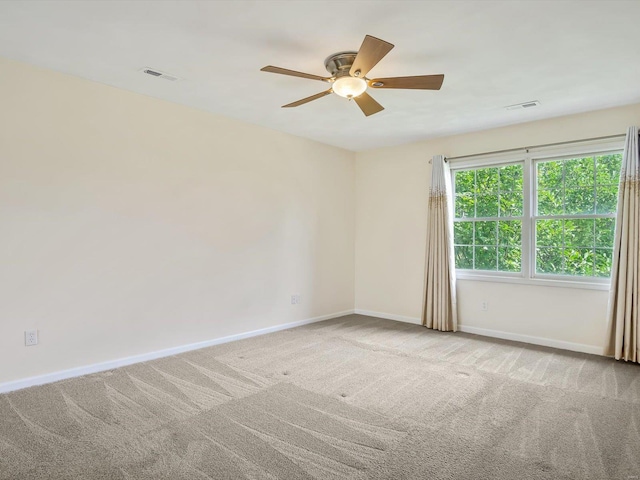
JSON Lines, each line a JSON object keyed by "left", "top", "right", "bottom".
{"left": 506, "top": 100, "right": 540, "bottom": 111}
{"left": 140, "top": 68, "right": 180, "bottom": 82}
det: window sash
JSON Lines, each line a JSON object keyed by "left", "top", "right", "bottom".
{"left": 454, "top": 218, "right": 524, "bottom": 272}
{"left": 452, "top": 160, "right": 527, "bottom": 275}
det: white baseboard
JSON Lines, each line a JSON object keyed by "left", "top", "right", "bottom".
{"left": 354, "top": 309, "right": 421, "bottom": 324}
{"left": 353, "top": 309, "right": 603, "bottom": 356}
{"left": 458, "top": 325, "right": 603, "bottom": 356}
{"left": 0, "top": 310, "right": 354, "bottom": 394}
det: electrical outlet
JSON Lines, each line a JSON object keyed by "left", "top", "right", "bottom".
{"left": 481, "top": 301, "right": 488, "bottom": 311}
{"left": 25, "top": 330, "right": 38, "bottom": 346}
{"left": 290, "top": 294, "right": 300, "bottom": 305}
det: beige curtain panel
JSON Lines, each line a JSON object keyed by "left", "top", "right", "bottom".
{"left": 422, "top": 155, "right": 458, "bottom": 332}
{"left": 606, "top": 126, "right": 640, "bottom": 362}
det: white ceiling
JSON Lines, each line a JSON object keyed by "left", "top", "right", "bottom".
{"left": 1, "top": 1, "right": 639, "bottom": 151}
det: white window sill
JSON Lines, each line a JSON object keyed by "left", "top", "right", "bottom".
{"left": 455, "top": 271, "right": 611, "bottom": 291}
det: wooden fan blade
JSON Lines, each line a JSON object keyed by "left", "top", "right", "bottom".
{"left": 368, "top": 74, "right": 445, "bottom": 90}
{"left": 282, "top": 89, "right": 333, "bottom": 108}
{"left": 261, "top": 65, "right": 329, "bottom": 82}
{"left": 353, "top": 92, "right": 384, "bottom": 117}
{"left": 349, "top": 35, "right": 394, "bottom": 78}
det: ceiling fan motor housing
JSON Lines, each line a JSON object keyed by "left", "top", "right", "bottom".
{"left": 324, "top": 51, "right": 358, "bottom": 78}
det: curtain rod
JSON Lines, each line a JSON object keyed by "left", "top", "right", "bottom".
{"left": 429, "top": 133, "right": 625, "bottom": 163}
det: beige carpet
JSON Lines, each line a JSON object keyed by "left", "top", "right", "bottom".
{"left": 1, "top": 314, "right": 639, "bottom": 479}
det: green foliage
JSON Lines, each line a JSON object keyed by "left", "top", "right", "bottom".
{"left": 537, "top": 188, "right": 564, "bottom": 215}
{"left": 536, "top": 154, "right": 622, "bottom": 216}
{"left": 595, "top": 218, "right": 615, "bottom": 247}
{"left": 596, "top": 186, "right": 618, "bottom": 214}
{"left": 564, "top": 157, "right": 594, "bottom": 187}
{"left": 455, "top": 170, "right": 475, "bottom": 194}
{"left": 596, "top": 154, "right": 622, "bottom": 185}
{"left": 454, "top": 220, "right": 521, "bottom": 271}
{"left": 565, "top": 187, "right": 595, "bottom": 214}
{"left": 535, "top": 218, "right": 617, "bottom": 277}
{"left": 476, "top": 194, "right": 499, "bottom": 217}
{"left": 498, "top": 247, "right": 521, "bottom": 272}
{"left": 455, "top": 245, "right": 473, "bottom": 269}
{"left": 454, "top": 164, "right": 523, "bottom": 220}
{"left": 564, "top": 248, "right": 595, "bottom": 276}
{"left": 454, "top": 221, "right": 473, "bottom": 245}
{"left": 500, "top": 191, "right": 523, "bottom": 216}
{"left": 564, "top": 219, "right": 594, "bottom": 247}
{"left": 536, "top": 220, "right": 562, "bottom": 247}
{"left": 537, "top": 161, "right": 563, "bottom": 189}
{"left": 475, "top": 221, "right": 497, "bottom": 245}
{"left": 475, "top": 246, "right": 497, "bottom": 270}
{"left": 595, "top": 249, "right": 614, "bottom": 277}
{"left": 475, "top": 168, "right": 499, "bottom": 193}
{"left": 536, "top": 248, "right": 563, "bottom": 274}
{"left": 498, "top": 221, "right": 521, "bottom": 246}
{"left": 500, "top": 164, "right": 523, "bottom": 192}
{"left": 455, "top": 193, "right": 474, "bottom": 218}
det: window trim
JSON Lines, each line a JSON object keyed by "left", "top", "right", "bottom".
{"left": 449, "top": 138, "right": 623, "bottom": 289}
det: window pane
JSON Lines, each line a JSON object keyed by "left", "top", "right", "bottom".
{"left": 564, "top": 157, "right": 594, "bottom": 188}
{"left": 500, "top": 164, "right": 523, "bottom": 192}
{"left": 596, "top": 185, "right": 618, "bottom": 214}
{"left": 536, "top": 247, "right": 563, "bottom": 274}
{"left": 595, "top": 218, "right": 615, "bottom": 248}
{"left": 455, "top": 245, "right": 474, "bottom": 269}
{"left": 536, "top": 219, "right": 563, "bottom": 247}
{"left": 455, "top": 170, "right": 475, "bottom": 194}
{"left": 475, "top": 167, "right": 499, "bottom": 194}
{"left": 454, "top": 221, "right": 474, "bottom": 245}
{"left": 499, "top": 191, "right": 523, "bottom": 216}
{"left": 475, "top": 246, "right": 497, "bottom": 270}
{"left": 564, "top": 187, "right": 595, "bottom": 215}
{"left": 538, "top": 188, "right": 564, "bottom": 215}
{"left": 564, "top": 219, "right": 595, "bottom": 248}
{"left": 596, "top": 154, "right": 622, "bottom": 186}
{"left": 498, "top": 247, "right": 521, "bottom": 272}
{"left": 498, "top": 220, "right": 521, "bottom": 246}
{"left": 595, "top": 248, "right": 613, "bottom": 277}
{"left": 476, "top": 194, "right": 499, "bottom": 217}
{"left": 564, "top": 248, "right": 594, "bottom": 276}
{"left": 455, "top": 193, "right": 474, "bottom": 218}
{"left": 538, "top": 161, "right": 563, "bottom": 189}
{"left": 475, "top": 221, "right": 497, "bottom": 245}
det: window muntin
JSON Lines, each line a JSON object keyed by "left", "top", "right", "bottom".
{"left": 534, "top": 153, "right": 622, "bottom": 278}
{"left": 450, "top": 147, "right": 623, "bottom": 285}
{"left": 453, "top": 163, "right": 523, "bottom": 273}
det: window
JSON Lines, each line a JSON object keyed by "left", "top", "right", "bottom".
{"left": 451, "top": 141, "right": 623, "bottom": 287}
{"left": 453, "top": 163, "right": 524, "bottom": 273}
{"left": 535, "top": 154, "right": 621, "bottom": 278}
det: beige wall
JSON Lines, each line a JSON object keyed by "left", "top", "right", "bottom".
{"left": 0, "top": 57, "right": 355, "bottom": 384}
{"left": 355, "top": 103, "right": 640, "bottom": 351}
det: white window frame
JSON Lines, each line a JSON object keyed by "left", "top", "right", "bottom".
{"left": 450, "top": 138, "right": 623, "bottom": 290}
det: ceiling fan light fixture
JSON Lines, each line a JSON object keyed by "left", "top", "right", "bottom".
{"left": 332, "top": 76, "right": 367, "bottom": 99}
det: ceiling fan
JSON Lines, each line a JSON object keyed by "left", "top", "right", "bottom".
{"left": 261, "top": 35, "right": 444, "bottom": 117}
